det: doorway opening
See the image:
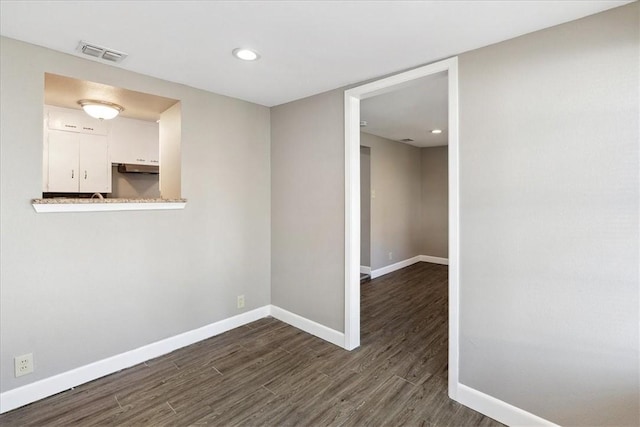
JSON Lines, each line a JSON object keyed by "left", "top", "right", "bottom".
{"left": 344, "top": 57, "right": 459, "bottom": 399}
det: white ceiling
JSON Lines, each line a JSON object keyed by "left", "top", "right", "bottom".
{"left": 0, "top": 1, "right": 630, "bottom": 107}
{"left": 362, "top": 72, "right": 448, "bottom": 148}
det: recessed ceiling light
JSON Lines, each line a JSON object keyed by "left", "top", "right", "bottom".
{"left": 232, "top": 48, "right": 260, "bottom": 61}
{"left": 431, "top": 129, "right": 442, "bottom": 134}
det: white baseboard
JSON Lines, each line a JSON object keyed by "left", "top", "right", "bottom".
{"left": 456, "top": 383, "right": 558, "bottom": 427}
{"left": 370, "top": 255, "right": 449, "bottom": 279}
{"left": 0, "top": 306, "right": 556, "bottom": 427}
{"left": 0, "top": 306, "right": 270, "bottom": 414}
{"left": 360, "top": 266, "right": 371, "bottom": 274}
{"left": 270, "top": 305, "right": 345, "bottom": 348}
{"left": 419, "top": 255, "right": 449, "bottom": 265}
{"left": 371, "top": 255, "right": 422, "bottom": 279}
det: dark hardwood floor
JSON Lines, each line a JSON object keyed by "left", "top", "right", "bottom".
{"left": 0, "top": 262, "right": 502, "bottom": 426}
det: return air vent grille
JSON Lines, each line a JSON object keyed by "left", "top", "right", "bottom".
{"left": 400, "top": 138, "right": 414, "bottom": 142}
{"left": 77, "top": 41, "right": 128, "bottom": 63}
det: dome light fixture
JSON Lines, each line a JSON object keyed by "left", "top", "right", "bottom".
{"left": 77, "top": 99, "right": 124, "bottom": 120}
{"left": 232, "top": 48, "right": 260, "bottom": 61}
{"left": 431, "top": 129, "right": 443, "bottom": 134}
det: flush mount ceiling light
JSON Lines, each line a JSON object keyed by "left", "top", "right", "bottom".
{"left": 232, "top": 48, "right": 260, "bottom": 61}
{"left": 431, "top": 129, "right": 443, "bottom": 134}
{"left": 78, "top": 100, "right": 124, "bottom": 120}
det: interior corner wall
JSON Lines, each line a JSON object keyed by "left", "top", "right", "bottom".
{"left": 457, "top": 3, "right": 639, "bottom": 426}
{"left": 0, "top": 37, "right": 271, "bottom": 394}
{"left": 360, "top": 132, "right": 422, "bottom": 270}
{"left": 420, "top": 146, "right": 448, "bottom": 259}
{"left": 270, "top": 89, "right": 345, "bottom": 332}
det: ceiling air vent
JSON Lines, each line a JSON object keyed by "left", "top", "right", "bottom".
{"left": 400, "top": 138, "right": 414, "bottom": 142}
{"left": 77, "top": 41, "right": 128, "bottom": 63}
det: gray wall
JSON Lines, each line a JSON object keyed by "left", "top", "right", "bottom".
{"left": 269, "top": 3, "right": 639, "bottom": 425}
{"left": 0, "top": 37, "right": 271, "bottom": 393}
{"left": 420, "top": 146, "right": 448, "bottom": 258}
{"left": 361, "top": 132, "right": 422, "bottom": 270}
{"left": 458, "top": 4, "right": 638, "bottom": 425}
{"left": 270, "top": 89, "right": 345, "bottom": 331}
{"left": 360, "top": 146, "right": 371, "bottom": 267}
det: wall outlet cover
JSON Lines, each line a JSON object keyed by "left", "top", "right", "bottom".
{"left": 15, "top": 353, "right": 34, "bottom": 377}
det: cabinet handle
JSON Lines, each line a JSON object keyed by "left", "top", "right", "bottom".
{"left": 71, "top": 169, "right": 74, "bottom": 179}
{"left": 84, "top": 170, "right": 87, "bottom": 179}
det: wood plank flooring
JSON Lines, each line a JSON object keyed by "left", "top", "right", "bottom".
{"left": 0, "top": 262, "right": 502, "bottom": 426}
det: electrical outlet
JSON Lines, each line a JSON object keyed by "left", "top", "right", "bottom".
{"left": 237, "top": 295, "right": 245, "bottom": 309}
{"left": 15, "top": 353, "right": 34, "bottom": 377}
{"left": 389, "top": 252, "right": 393, "bottom": 260}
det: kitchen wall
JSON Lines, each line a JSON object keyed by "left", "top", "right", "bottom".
{"left": 269, "top": 3, "right": 638, "bottom": 426}
{"left": 360, "top": 132, "right": 422, "bottom": 270}
{"left": 110, "top": 166, "right": 161, "bottom": 199}
{"left": 420, "top": 146, "right": 448, "bottom": 258}
{"left": 0, "top": 36, "right": 271, "bottom": 394}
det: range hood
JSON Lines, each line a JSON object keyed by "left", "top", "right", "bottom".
{"left": 117, "top": 164, "right": 159, "bottom": 174}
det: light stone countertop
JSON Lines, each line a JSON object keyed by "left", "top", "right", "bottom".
{"left": 32, "top": 198, "right": 187, "bottom": 204}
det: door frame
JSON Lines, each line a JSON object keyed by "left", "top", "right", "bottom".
{"left": 343, "top": 57, "right": 459, "bottom": 398}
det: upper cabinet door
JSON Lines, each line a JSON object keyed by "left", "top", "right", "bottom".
{"left": 47, "top": 107, "right": 108, "bottom": 135}
{"left": 79, "top": 134, "right": 111, "bottom": 193}
{"left": 47, "top": 131, "right": 79, "bottom": 192}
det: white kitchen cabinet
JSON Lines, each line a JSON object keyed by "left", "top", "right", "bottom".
{"left": 44, "top": 130, "right": 111, "bottom": 193}
{"left": 48, "top": 107, "right": 108, "bottom": 135}
{"left": 109, "top": 117, "right": 159, "bottom": 165}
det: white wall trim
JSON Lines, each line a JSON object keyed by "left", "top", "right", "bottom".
{"left": 360, "top": 266, "right": 371, "bottom": 274}
{"left": 344, "top": 86, "right": 361, "bottom": 351}
{"left": 370, "top": 255, "right": 422, "bottom": 279}
{"left": 0, "top": 306, "right": 270, "bottom": 414}
{"left": 456, "top": 383, "right": 559, "bottom": 427}
{"left": 419, "top": 255, "right": 449, "bottom": 265}
{"left": 32, "top": 201, "right": 187, "bottom": 213}
{"left": 270, "top": 305, "right": 345, "bottom": 348}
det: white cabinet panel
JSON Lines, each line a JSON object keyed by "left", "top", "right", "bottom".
{"left": 48, "top": 107, "right": 108, "bottom": 135}
{"left": 47, "top": 131, "right": 79, "bottom": 193}
{"left": 44, "top": 130, "right": 111, "bottom": 193}
{"left": 110, "top": 117, "right": 159, "bottom": 165}
{"left": 79, "top": 134, "right": 111, "bottom": 193}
